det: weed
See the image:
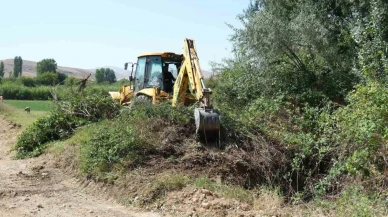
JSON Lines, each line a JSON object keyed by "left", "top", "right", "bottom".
{"left": 14, "top": 87, "right": 120, "bottom": 159}
{"left": 142, "top": 173, "right": 190, "bottom": 205}
{"left": 79, "top": 120, "right": 150, "bottom": 176}
{"left": 194, "top": 176, "right": 253, "bottom": 203}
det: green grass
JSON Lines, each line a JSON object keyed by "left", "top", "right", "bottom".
{"left": 194, "top": 176, "right": 253, "bottom": 203}
{"left": 3, "top": 100, "right": 53, "bottom": 111}
{"left": 0, "top": 100, "right": 51, "bottom": 129}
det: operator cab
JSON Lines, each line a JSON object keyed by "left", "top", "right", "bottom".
{"left": 132, "top": 52, "right": 183, "bottom": 94}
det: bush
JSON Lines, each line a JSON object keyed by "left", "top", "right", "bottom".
{"left": 36, "top": 72, "right": 59, "bottom": 85}
{"left": 15, "top": 87, "right": 121, "bottom": 158}
{"left": 18, "top": 76, "right": 36, "bottom": 87}
{"left": 128, "top": 102, "right": 193, "bottom": 125}
{"left": 65, "top": 76, "right": 82, "bottom": 86}
{"left": 0, "top": 83, "right": 52, "bottom": 100}
{"left": 79, "top": 120, "right": 150, "bottom": 175}
{"left": 78, "top": 102, "right": 194, "bottom": 178}
{"left": 332, "top": 82, "right": 388, "bottom": 177}
{"left": 15, "top": 112, "right": 77, "bottom": 158}
{"left": 58, "top": 72, "right": 68, "bottom": 84}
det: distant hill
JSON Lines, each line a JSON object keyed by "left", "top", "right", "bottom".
{"left": 0, "top": 59, "right": 94, "bottom": 79}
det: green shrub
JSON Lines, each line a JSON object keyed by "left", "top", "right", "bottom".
{"left": 57, "top": 72, "right": 68, "bottom": 84}
{"left": 78, "top": 101, "right": 194, "bottom": 178}
{"left": 36, "top": 72, "right": 59, "bottom": 85}
{"left": 127, "top": 102, "right": 193, "bottom": 125}
{"left": 79, "top": 120, "right": 150, "bottom": 175}
{"left": 333, "top": 185, "right": 388, "bottom": 217}
{"left": 18, "top": 76, "right": 36, "bottom": 87}
{"left": 64, "top": 76, "right": 82, "bottom": 86}
{"left": 15, "top": 112, "right": 77, "bottom": 158}
{"left": 15, "top": 87, "right": 121, "bottom": 158}
{"left": 0, "top": 84, "right": 52, "bottom": 100}
{"left": 334, "top": 82, "right": 388, "bottom": 176}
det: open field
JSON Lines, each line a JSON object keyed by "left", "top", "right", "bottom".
{"left": 3, "top": 100, "right": 53, "bottom": 111}
{"left": 0, "top": 100, "right": 50, "bottom": 129}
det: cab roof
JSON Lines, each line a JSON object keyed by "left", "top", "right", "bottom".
{"left": 137, "top": 52, "right": 180, "bottom": 58}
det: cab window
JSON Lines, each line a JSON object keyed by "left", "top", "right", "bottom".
{"left": 135, "top": 57, "right": 146, "bottom": 92}
{"left": 146, "top": 56, "right": 163, "bottom": 88}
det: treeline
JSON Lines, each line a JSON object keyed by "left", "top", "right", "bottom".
{"left": 208, "top": 0, "right": 388, "bottom": 211}
{"left": 0, "top": 76, "right": 127, "bottom": 100}
{"left": 0, "top": 57, "right": 122, "bottom": 100}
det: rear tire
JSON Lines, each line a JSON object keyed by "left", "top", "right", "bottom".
{"left": 135, "top": 94, "right": 152, "bottom": 104}
{"left": 129, "top": 94, "right": 152, "bottom": 111}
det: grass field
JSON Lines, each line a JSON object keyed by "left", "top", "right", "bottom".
{"left": 3, "top": 100, "right": 53, "bottom": 111}
{"left": 0, "top": 100, "right": 52, "bottom": 129}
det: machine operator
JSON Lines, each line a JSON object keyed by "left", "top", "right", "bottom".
{"left": 162, "top": 65, "right": 175, "bottom": 93}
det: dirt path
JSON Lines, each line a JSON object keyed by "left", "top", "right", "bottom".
{"left": 0, "top": 116, "right": 163, "bottom": 217}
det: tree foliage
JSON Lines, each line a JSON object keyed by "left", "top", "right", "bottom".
{"left": 213, "top": 0, "right": 388, "bottom": 199}
{"left": 13, "top": 56, "right": 22, "bottom": 77}
{"left": 0, "top": 61, "right": 4, "bottom": 77}
{"left": 95, "top": 68, "right": 116, "bottom": 84}
{"left": 36, "top": 58, "right": 57, "bottom": 75}
{"left": 36, "top": 72, "right": 59, "bottom": 86}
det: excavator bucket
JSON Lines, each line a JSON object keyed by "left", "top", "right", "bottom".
{"left": 194, "top": 107, "right": 220, "bottom": 139}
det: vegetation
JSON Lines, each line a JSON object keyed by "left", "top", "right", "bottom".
{"left": 5, "top": 0, "right": 388, "bottom": 215}
{"left": 3, "top": 100, "right": 53, "bottom": 111}
{"left": 0, "top": 101, "right": 49, "bottom": 129}
{"left": 14, "top": 86, "right": 120, "bottom": 158}
{"left": 95, "top": 67, "right": 116, "bottom": 84}
{"left": 0, "top": 74, "right": 121, "bottom": 100}
{"left": 36, "top": 58, "right": 57, "bottom": 75}
{"left": 13, "top": 56, "right": 22, "bottom": 77}
{"left": 0, "top": 61, "right": 4, "bottom": 77}
{"left": 0, "top": 82, "right": 52, "bottom": 100}
{"left": 206, "top": 0, "right": 388, "bottom": 207}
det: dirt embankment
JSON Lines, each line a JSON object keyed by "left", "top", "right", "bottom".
{"left": 0, "top": 115, "right": 162, "bottom": 217}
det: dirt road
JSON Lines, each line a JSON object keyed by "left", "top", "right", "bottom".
{"left": 0, "top": 116, "right": 163, "bottom": 217}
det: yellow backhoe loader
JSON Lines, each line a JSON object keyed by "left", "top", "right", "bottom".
{"left": 109, "top": 38, "right": 220, "bottom": 138}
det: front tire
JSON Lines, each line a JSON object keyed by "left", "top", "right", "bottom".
{"left": 129, "top": 94, "right": 152, "bottom": 111}
{"left": 135, "top": 94, "right": 152, "bottom": 104}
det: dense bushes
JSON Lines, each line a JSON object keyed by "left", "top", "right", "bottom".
{"left": 15, "top": 87, "right": 121, "bottom": 158}
{"left": 208, "top": 0, "right": 388, "bottom": 202}
{"left": 9, "top": 1, "right": 388, "bottom": 212}
{"left": 0, "top": 74, "right": 124, "bottom": 100}
{"left": 0, "top": 83, "right": 52, "bottom": 100}
{"left": 80, "top": 102, "right": 193, "bottom": 176}
{"left": 79, "top": 120, "right": 149, "bottom": 176}
{"left": 15, "top": 113, "right": 77, "bottom": 158}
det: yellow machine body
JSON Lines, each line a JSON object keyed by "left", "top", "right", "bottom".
{"left": 111, "top": 39, "right": 220, "bottom": 137}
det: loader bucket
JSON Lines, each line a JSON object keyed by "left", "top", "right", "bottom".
{"left": 109, "top": 91, "right": 121, "bottom": 100}
{"left": 194, "top": 107, "right": 220, "bottom": 139}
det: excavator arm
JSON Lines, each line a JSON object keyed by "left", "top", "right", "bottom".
{"left": 172, "top": 38, "right": 220, "bottom": 137}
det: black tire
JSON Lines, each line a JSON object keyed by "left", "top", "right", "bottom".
{"left": 135, "top": 94, "right": 152, "bottom": 104}
{"left": 129, "top": 94, "right": 152, "bottom": 110}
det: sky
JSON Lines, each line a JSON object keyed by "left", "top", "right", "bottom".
{"left": 0, "top": 0, "right": 249, "bottom": 71}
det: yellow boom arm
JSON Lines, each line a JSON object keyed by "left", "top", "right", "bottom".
{"left": 172, "top": 38, "right": 212, "bottom": 107}
{"left": 172, "top": 38, "right": 220, "bottom": 135}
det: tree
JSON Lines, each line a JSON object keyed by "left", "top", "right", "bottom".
{"left": 57, "top": 72, "right": 68, "bottom": 84}
{"left": 36, "top": 72, "right": 59, "bottom": 85}
{"left": 95, "top": 68, "right": 116, "bottom": 84}
{"left": 0, "top": 61, "right": 4, "bottom": 77}
{"left": 36, "top": 58, "right": 57, "bottom": 75}
{"left": 13, "top": 56, "right": 22, "bottom": 77}
{"left": 221, "top": 0, "right": 363, "bottom": 107}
